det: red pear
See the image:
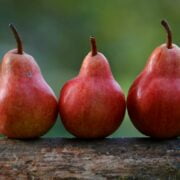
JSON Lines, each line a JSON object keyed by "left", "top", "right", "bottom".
{"left": 59, "top": 37, "right": 126, "bottom": 138}
{"left": 0, "top": 24, "right": 58, "bottom": 138}
{"left": 127, "top": 20, "right": 180, "bottom": 139}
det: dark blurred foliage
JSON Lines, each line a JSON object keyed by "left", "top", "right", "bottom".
{"left": 0, "top": 0, "right": 179, "bottom": 137}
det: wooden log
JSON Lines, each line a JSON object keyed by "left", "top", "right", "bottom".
{"left": 0, "top": 138, "right": 179, "bottom": 179}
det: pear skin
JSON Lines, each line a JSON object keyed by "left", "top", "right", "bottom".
{"left": 59, "top": 37, "right": 126, "bottom": 138}
{"left": 127, "top": 20, "right": 180, "bottom": 139}
{"left": 0, "top": 24, "right": 58, "bottom": 138}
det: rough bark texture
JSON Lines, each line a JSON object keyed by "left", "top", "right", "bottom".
{"left": 0, "top": 137, "right": 179, "bottom": 179}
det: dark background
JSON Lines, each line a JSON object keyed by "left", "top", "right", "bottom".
{"left": 0, "top": 0, "right": 179, "bottom": 137}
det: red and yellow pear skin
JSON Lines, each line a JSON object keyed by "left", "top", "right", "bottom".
{"left": 59, "top": 37, "right": 126, "bottom": 138}
{"left": 127, "top": 20, "right": 180, "bottom": 139}
{"left": 0, "top": 25, "right": 58, "bottom": 138}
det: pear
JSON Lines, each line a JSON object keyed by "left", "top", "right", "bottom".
{"left": 59, "top": 37, "right": 126, "bottom": 138}
{"left": 0, "top": 24, "right": 58, "bottom": 138}
{"left": 127, "top": 20, "right": 180, "bottom": 139}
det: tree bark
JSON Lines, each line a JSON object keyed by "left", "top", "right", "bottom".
{"left": 0, "top": 137, "right": 179, "bottom": 179}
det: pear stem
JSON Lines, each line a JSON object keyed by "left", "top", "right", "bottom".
{"left": 161, "top": 20, "right": 172, "bottom": 49}
{"left": 90, "top": 37, "right": 97, "bottom": 56}
{"left": 9, "top": 24, "right": 23, "bottom": 54}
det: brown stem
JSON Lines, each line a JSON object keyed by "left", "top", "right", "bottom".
{"left": 9, "top": 24, "right": 23, "bottom": 54}
{"left": 90, "top": 36, "right": 97, "bottom": 56}
{"left": 161, "top": 20, "right": 172, "bottom": 49}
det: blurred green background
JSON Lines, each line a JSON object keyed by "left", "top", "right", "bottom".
{"left": 0, "top": 0, "right": 180, "bottom": 137}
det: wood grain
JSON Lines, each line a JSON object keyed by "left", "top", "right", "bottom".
{"left": 0, "top": 138, "right": 179, "bottom": 179}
